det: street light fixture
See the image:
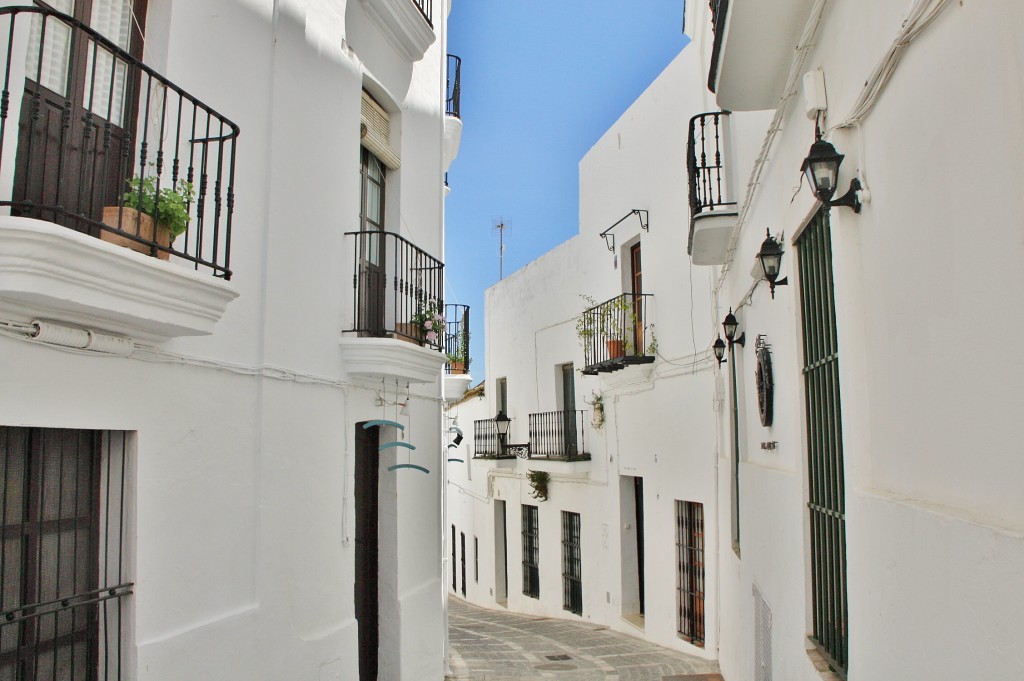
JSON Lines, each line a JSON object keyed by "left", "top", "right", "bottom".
{"left": 757, "top": 229, "right": 789, "bottom": 300}
{"left": 495, "top": 410, "right": 511, "bottom": 455}
{"left": 800, "top": 130, "right": 864, "bottom": 213}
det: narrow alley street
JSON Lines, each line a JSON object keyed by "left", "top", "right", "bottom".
{"left": 448, "top": 598, "right": 722, "bottom": 681}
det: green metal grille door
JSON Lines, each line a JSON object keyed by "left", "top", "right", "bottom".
{"left": 797, "top": 210, "right": 848, "bottom": 674}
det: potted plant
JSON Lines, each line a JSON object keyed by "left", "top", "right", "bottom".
{"left": 576, "top": 294, "right": 639, "bottom": 359}
{"left": 585, "top": 391, "right": 605, "bottom": 431}
{"left": 398, "top": 301, "right": 444, "bottom": 347}
{"left": 101, "top": 175, "right": 195, "bottom": 260}
{"left": 527, "top": 470, "right": 550, "bottom": 501}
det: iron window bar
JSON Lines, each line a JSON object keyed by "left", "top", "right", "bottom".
{"left": 0, "top": 6, "right": 240, "bottom": 278}
{"left": 472, "top": 419, "right": 515, "bottom": 459}
{"left": 521, "top": 505, "right": 540, "bottom": 598}
{"left": 676, "top": 500, "right": 706, "bottom": 646}
{"left": 561, "top": 511, "right": 582, "bottom": 615}
{"left": 527, "top": 410, "right": 590, "bottom": 461}
{"left": 446, "top": 54, "right": 461, "bottom": 119}
{"left": 579, "top": 293, "right": 656, "bottom": 375}
{"left": 598, "top": 209, "right": 648, "bottom": 251}
{"left": 344, "top": 230, "right": 445, "bottom": 350}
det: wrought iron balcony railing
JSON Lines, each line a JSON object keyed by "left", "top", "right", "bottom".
{"left": 707, "top": 0, "right": 728, "bottom": 93}
{"left": 444, "top": 303, "right": 470, "bottom": 374}
{"left": 528, "top": 410, "right": 589, "bottom": 461}
{"left": 412, "top": 0, "right": 432, "bottom": 27}
{"left": 473, "top": 418, "right": 516, "bottom": 459}
{"left": 579, "top": 293, "right": 656, "bottom": 375}
{"left": 345, "top": 230, "right": 445, "bottom": 350}
{"left": 446, "top": 54, "right": 461, "bottom": 119}
{"left": 687, "top": 112, "right": 735, "bottom": 219}
{"left": 0, "top": 6, "right": 239, "bottom": 278}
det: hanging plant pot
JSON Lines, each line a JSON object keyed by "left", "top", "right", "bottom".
{"left": 527, "top": 470, "right": 550, "bottom": 501}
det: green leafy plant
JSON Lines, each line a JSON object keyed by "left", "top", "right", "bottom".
{"left": 123, "top": 175, "right": 196, "bottom": 238}
{"left": 527, "top": 470, "right": 550, "bottom": 501}
{"left": 447, "top": 328, "right": 471, "bottom": 368}
{"left": 576, "top": 294, "right": 641, "bottom": 355}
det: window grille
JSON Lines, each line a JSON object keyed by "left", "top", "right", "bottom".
{"left": 450, "top": 525, "right": 456, "bottom": 591}
{"left": 561, "top": 511, "right": 582, "bottom": 615}
{"left": 0, "top": 427, "right": 132, "bottom": 681}
{"left": 521, "top": 505, "right": 539, "bottom": 598}
{"left": 797, "top": 210, "right": 848, "bottom": 674}
{"left": 675, "top": 500, "right": 705, "bottom": 646}
{"left": 473, "top": 536, "right": 479, "bottom": 583}
{"left": 460, "top": 532, "right": 466, "bottom": 597}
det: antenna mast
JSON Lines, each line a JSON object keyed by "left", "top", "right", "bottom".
{"left": 492, "top": 218, "right": 509, "bottom": 280}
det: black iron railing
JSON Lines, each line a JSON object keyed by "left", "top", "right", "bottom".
{"left": 444, "top": 303, "right": 470, "bottom": 374}
{"left": 473, "top": 418, "right": 512, "bottom": 459}
{"left": 446, "top": 54, "right": 461, "bottom": 119}
{"left": 345, "top": 230, "right": 445, "bottom": 350}
{"left": 579, "top": 293, "right": 656, "bottom": 375}
{"left": 707, "top": 0, "right": 728, "bottom": 93}
{"left": 687, "top": 112, "right": 735, "bottom": 218}
{"left": 528, "top": 410, "right": 589, "bottom": 461}
{"left": 412, "top": 0, "right": 432, "bottom": 26}
{"left": 0, "top": 6, "right": 239, "bottom": 278}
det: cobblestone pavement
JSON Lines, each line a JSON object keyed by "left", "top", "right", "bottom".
{"left": 447, "top": 598, "right": 722, "bottom": 681}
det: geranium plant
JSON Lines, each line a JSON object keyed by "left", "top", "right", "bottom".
{"left": 411, "top": 302, "right": 444, "bottom": 345}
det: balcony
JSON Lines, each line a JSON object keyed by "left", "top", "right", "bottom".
{"left": 707, "top": 0, "right": 818, "bottom": 111}
{"left": 443, "top": 303, "right": 472, "bottom": 400}
{"left": 528, "top": 410, "right": 590, "bottom": 461}
{"left": 0, "top": 6, "right": 239, "bottom": 341}
{"left": 473, "top": 418, "right": 515, "bottom": 460}
{"left": 579, "top": 293, "right": 656, "bottom": 376}
{"left": 360, "top": 0, "right": 436, "bottom": 62}
{"left": 443, "top": 54, "right": 462, "bottom": 172}
{"left": 339, "top": 230, "right": 448, "bottom": 384}
{"left": 687, "top": 112, "right": 737, "bottom": 266}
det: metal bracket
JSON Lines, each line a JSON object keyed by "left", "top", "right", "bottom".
{"left": 598, "top": 210, "right": 649, "bottom": 251}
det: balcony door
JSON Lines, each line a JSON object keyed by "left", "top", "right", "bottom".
{"left": 357, "top": 146, "right": 387, "bottom": 336}
{"left": 560, "top": 363, "right": 577, "bottom": 458}
{"left": 630, "top": 243, "right": 643, "bottom": 354}
{"left": 13, "top": 0, "right": 147, "bottom": 230}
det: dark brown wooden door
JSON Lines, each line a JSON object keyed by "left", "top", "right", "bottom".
{"left": 12, "top": 0, "right": 147, "bottom": 230}
{"left": 630, "top": 243, "right": 643, "bottom": 354}
{"left": 354, "top": 424, "right": 379, "bottom": 681}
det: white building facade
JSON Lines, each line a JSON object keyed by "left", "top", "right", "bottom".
{"left": 0, "top": 0, "right": 463, "bottom": 679}
{"left": 698, "top": 1, "right": 1024, "bottom": 680}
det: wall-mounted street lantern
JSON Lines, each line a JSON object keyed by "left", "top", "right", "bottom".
{"left": 723, "top": 308, "right": 745, "bottom": 348}
{"left": 757, "top": 229, "right": 788, "bottom": 300}
{"left": 801, "top": 130, "right": 865, "bottom": 213}
{"left": 713, "top": 336, "right": 727, "bottom": 365}
{"left": 495, "top": 410, "right": 511, "bottom": 455}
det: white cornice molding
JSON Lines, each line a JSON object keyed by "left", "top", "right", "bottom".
{"left": 0, "top": 217, "right": 238, "bottom": 341}
{"left": 360, "top": 0, "right": 436, "bottom": 62}
{"left": 339, "top": 336, "right": 446, "bottom": 384}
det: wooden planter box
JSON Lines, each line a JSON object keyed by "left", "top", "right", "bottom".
{"left": 394, "top": 322, "right": 424, "bottom": 346}
{"left": 100, "top": 206, "right": 171, "bottom": 260}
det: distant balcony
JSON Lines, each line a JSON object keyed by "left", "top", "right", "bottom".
{"left": 706, "top": 0, "right": 819, "bottom": 110}
{"left": 0, "top": 6, "right": 239, "bottom": 340}
{"left": 579, "top": 293, "right": 656, "bottom": 376}
{"left": 339, "top": 230, "right": 448, "bottom": 383}
{"left": 473, "top": 418, "right": 515, "bottom": 460}
{"left": 0, "top": 6, "right": 238, "bottom": 277}
{"left": 528, "top": 410, "right": 590, "bottom": 461}
{"left": 443, "top": 54, "right": 462, "bottom": 172}
{"left": 443, "top": 303, "right": 471, "bottom": 400}
{"left": 687, "top": 112, "right": 737, "bottom": 266}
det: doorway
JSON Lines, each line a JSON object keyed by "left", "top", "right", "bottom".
{"left": 493, "top": 500, "right": 508, "bottom": 605}
{"left": 354, "top": 423, "right": 380, "bottom": 681}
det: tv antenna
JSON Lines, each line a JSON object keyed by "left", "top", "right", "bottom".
{"left": 492, "top": 218, "right": 509, "bottom": 280}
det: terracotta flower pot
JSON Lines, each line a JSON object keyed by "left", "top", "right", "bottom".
{"left": 100, "top": 206, "right": 171, "bottom": 260}
{"left": 449, "top": 360, "right": 467, "bottom": 375}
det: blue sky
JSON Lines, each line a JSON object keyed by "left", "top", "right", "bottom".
{"left": 444, "top": 3, "right": 690, "bottom": 380}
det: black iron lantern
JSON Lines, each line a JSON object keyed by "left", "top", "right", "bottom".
{"left": 757, "top": 229, "right": 788, "bottom": 300}
{"left": 713, "top": 336, "right": 726, "bottom": 365}
{"left": 800, "top": 132, "right": 863, "bottom": 212}
{"left": 723, "top": 308, "right": 739, "bottom": 343}
{"left": 494, "top": 410, "right": 511, "bottom": 437}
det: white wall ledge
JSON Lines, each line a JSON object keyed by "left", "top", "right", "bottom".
{"left": 0, "top": 217, "right": 238, "bottom": 341}
{"left": 360, "top": 0, "right": 436, "bottom": 62}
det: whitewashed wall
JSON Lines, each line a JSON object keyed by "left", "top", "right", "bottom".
{"left": 702, "top": 1, "right": 1024, "bottom": 680}
{"left": 0, "top": 0, "right": 450, "bottom": 679}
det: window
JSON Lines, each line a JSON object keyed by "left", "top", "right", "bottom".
{"left": 0, "top": 427, "right": 132, "bottom": 680}
{"left": 521, "top": 505, "right": 539, "bottom": 598}
{"left": 561, "top": 511, "right": 582, "bottom": 615}
{"left": 474, "top": 536, "right": 479, "bottom": 583}
{"left": 460, "top": 532, "right": 466, "bottom": 597}
{"left": 797, "top": 209, "right": 848, "bottom": 673}
{"left": 450, "top": 525, "right": 457, "bottom": 591}
{"left": 676, "top": 500, "right": 705, "bottom": 646}
{"left": 496, "top": 378, "right": 507, "bottom": 415}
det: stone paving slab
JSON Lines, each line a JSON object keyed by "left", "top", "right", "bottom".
{"left": 448, "top": 598, "right": 722, "bottom": 681}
